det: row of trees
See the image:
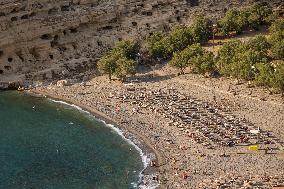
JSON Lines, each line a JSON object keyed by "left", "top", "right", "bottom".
{"left": 169, "top": 44, "right": 214, "bottom": 75}
{"left": 164, "top": 18, "right": 284, "bottom": 92}
{"left": 145, "top": 2, "right": 274, "bottom": 60}
{"left": 97, "top": 3, "right": 284, "bottom": 92}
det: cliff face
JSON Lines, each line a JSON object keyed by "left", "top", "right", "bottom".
{"left": 0, "top": 0, "right": 281, "bottom": 82}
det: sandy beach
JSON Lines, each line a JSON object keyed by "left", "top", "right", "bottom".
{"left": 30, "top": 65, "right": 284, "bottom": 188}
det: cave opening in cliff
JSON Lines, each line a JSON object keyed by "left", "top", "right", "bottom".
{"left": 11, "top": 8, "right": 18, "bottom": 14}
{"left": 132, "top": 22, "right": 138, "bottom": 26}
{"left": 70, "top": 28, "right": 78, "bottom": 33}
{"left": 97, "top": 41, "right": 102, "bottom": 47}
{"left": 29, "top": 48, "right": 40, "bottom": 60}
{"left": 0, "top": 70, "right": 3, "bottom": 74}
{"left": 61, "top": 5, "right": 70, "bottom": 11}
{"left": 72, "top": 43, "right": 77, "bottom": 50}
{"left": 177, "top": 16, "right": 181, "bottom": 22}
{"left": 41, "top": 34, "right": 52, "bottom": 40}
{"left": 8, "top": 58, "right": 13, "bottom": 62}
{"left": 4, "top": 66, "right": 11, "bottom": 70}
{"left": 21, "top": 14, "right": 29, "bottom": 20}
{"left": 11, "top": 17, "right": 18, "bottom": 21}
{"left": 48, "top": 7, "right": 58, "bottom": 15}
{"left": 16, "top": 51, "right": 24, "bottom": 62}
{"left": 49, "top": 54, "right": 54, "bottom": 59}
{"left": 0, "top": 50, "right": 3, "bottom": 56}
{"left": 187, "top": 0, "right": 199, "bottom": 6}
{"left": 102, "top": 26, "right": 113, "bottom": 30}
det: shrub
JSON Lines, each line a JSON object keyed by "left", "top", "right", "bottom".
{"left": 98, "top": 40, "right": 139, "bottom": 81}
{"left": 169, "top": 26, "right": 193, "bottom": 52}
{"left": 247, "top": 2, "right": 273, "bottom": 29}
{"left": 191, "top": 51, "right": 215, "bottom": 74}
{"left": 145, "top": 31, "right": 165, "bottom": 46}
{"left": 273, "top": 62, "right": 284, "bottom": 92}
{"left": 169, "top": 44, "right": 201, "bottom": 74}
{"left": 115, "top": 40, "right": 140, "bottom": 60}
{"left": 246, "top": 35, "right": 270, "bottom": 55}
{"left": 169, "top": 43, "right": 215, "bottom": 75}
{"left": 216, "top": 40, "right": 244, "bottom": 75}
{"left": 218, "top": 9, "right": 244, "bottom": 36}
{"left": 217, "top": 3, "right": 273, "bottom": 36}
{"left": 217, "top": 39, "right": 269, "bottom": 80}
{"left": 169, "top": 51, "right": 190, "bottom": 75}
{"left": 269, "top": 18, "right": 284, "bottom": 33}
{"left": 190, "top": 14, "right": 212, "bottom": 43}
{"left": 269, "top": 19, "right": 284, "bottom": 60}
{"left": 255, "top": 63, "right": 275, "bottom": 87}
{"left": 114, "top": 57, "right": 137, "bottom": 81}
{"left": 230, "top": 49, "right": 267, "bottom": 80}
{"left": 145, "top": 32, "right": 172, "bottom": 59}
{"left": 271, "top": 40, "right": 284, "bottom": 60}
{"left": 97, "top": 51, "right": 120, "bottom": 80}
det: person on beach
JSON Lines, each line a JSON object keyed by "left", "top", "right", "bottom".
{"left": 151, "top": 160, "right": 156, "bottom": 167}
{"left": 182, "top": 172, "right": 188, "bottom": 179}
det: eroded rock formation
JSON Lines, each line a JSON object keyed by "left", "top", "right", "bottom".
{"left": 0, "top": 0, "right": 281, "bottom": 83}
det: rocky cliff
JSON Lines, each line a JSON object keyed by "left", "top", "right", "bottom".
{"left": 0, "top": 0, "right": 282, "bottom": 84}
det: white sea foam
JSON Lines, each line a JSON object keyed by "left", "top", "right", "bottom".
{"left": 49, "top": 99, "right": 159, "bottom": 189}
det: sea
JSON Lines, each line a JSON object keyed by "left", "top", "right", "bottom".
{"left": 0, "top": 91, "right": 146, "bottom": 189}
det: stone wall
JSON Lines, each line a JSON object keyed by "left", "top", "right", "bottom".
{"left": 0, "top": 0, "right": 281, "bottom": 81}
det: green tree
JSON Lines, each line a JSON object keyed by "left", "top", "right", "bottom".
{"left": 246, "top": 35, "right": 270, "bottom": 56}
{"left": 169, "top": 44, "right": 200, "bottom": 75}
{"left": 115, "top": 40, "right": 140, "bottom": 60}
{"left": 191, "top": 51, "right": 215, "bottom": 74}
{"left": 217, "top": 3, "right": 273, "bottom": 36}
{"left": 273, "top": 62, "right": 284, "bottom": 92}
{"left": 216, "top": 40, "right": 244, "bottom": 75}
{"left": 145, "top": 31, "right": 166, "bottom": 46}
{"left": 269, "top": 18, "right": 284, "bottom": 33}
{"left": 169, "top": 51, "right": 189, "bottom": 75}
{"left": 169, "top": 26, "right": 193, "bottom": 52}
{"left": 114, "top": 57, "right": 137, "bottom": 81}
{"left": 217, "top": 39, "right": 268, "bottom": 80}
{"left": 190, "top": 14, "right": 212, "bottom": 43}
{"left": 218, "top": 9, "right": 244, "bottom": 36}
{"left": 145, "top": 32, "right": 172, "bottom": 59}
{"left": 255, "top": 63, "right": 275, "bottom": 87}
{"left": 98, "top": 40, "right": 139, "bottom": 81}
{"left": 97, "top": 52, "right": 120, "bottom": 80}
{"left": 247, "top": 2, "right": 273, "bottom": 29}
{"left": 269, "top": 19, "right": 284, "bottom": 60}
{"left": 271, "top": 40, "right": 284, "bottom": 60}
{"left": 169, "top": 43, "right": 214, "bottom": 75}
{"left": 230, "top": 49, "right": 266, "bottom": 80}
{"left": 248, "top": 3, "right": 273, "bottom": 26}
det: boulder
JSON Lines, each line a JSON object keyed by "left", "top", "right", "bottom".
{"left": 56, "top": 79, "right": 70, "bottom": 87}
{"left": 0, "top": 82, "right": 9, "bottom": 90}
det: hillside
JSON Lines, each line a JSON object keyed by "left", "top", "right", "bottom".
{"left": 0, "top": 0, "right": 282, "bottom": 85}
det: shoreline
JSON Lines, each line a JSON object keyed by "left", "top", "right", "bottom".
{"left": 24, "top": 71, "right": 284, "bottom": 188}
{"left": 28, "top": 89, "right": 163, "bottom": 189}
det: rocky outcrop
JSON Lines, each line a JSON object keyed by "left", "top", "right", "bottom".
{"left": 0, "top": 0, "right": 282, "bottom": 82}
{"left": 0, "top": 80, "right": 23, "bottom": 90}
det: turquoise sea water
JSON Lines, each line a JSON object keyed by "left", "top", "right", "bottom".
{"left": 0, "top": 91, "right": 144, "bottom": 189}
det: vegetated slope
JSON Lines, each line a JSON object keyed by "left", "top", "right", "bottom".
{"left": 0, "top": 0, "right": 281, "bottom": 82}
